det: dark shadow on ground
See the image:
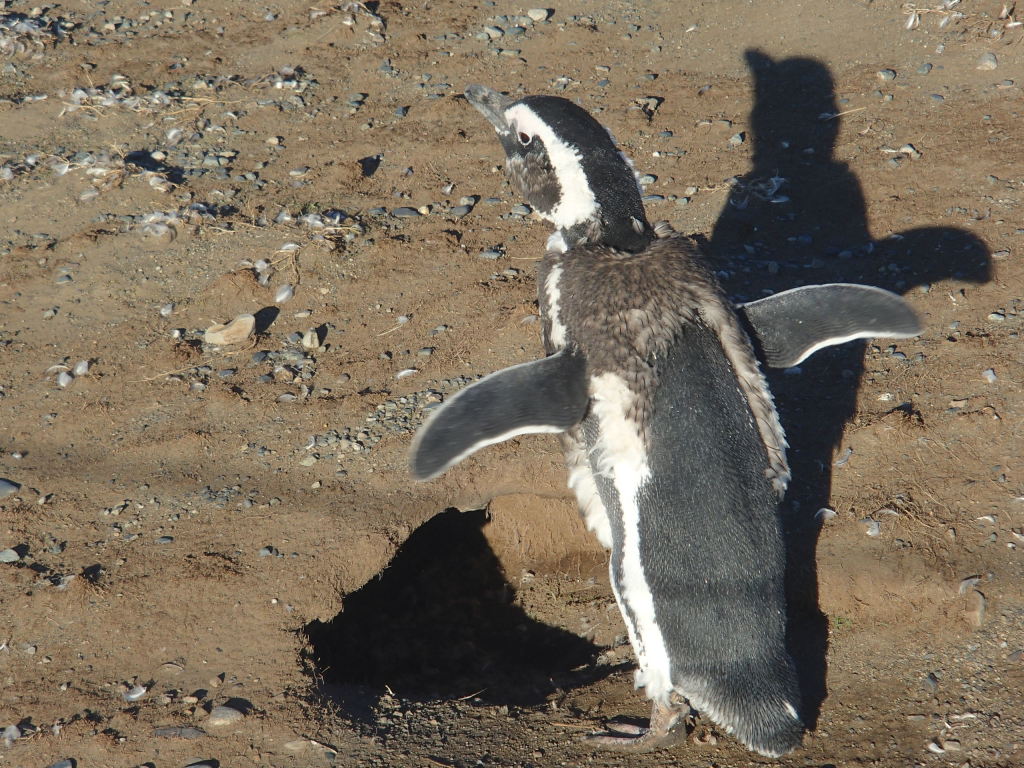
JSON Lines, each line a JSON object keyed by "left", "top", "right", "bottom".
{"left": 708, "top": 50, "right": 991, "bottom": 730}
{"left": 304, "top": 508, "right": 604, "bottom": 715}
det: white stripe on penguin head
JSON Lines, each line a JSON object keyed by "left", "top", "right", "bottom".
{"left": 504, "top": 102, "right": 599, "bottom": 230}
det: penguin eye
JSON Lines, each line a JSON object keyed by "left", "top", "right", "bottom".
{"left": 518, "top": 131, "right": 532, "bottom": 146}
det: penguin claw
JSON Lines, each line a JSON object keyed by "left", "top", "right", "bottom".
{"left": 585, "top": 723, "right": 688, "bottom": 753}
{"left": 585, "top": 705, "right": 691, "bottom": 752}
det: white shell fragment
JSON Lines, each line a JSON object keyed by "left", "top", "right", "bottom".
{"left": 73, "top": 360, "right": 90, "bottom": 376}
{"left": 205, "top": 314, "right": 256, "bottom": 345}
{"left": 205, "top": 704, "right": 245, "bottom": 727}
{"left": 959, "top": 576, "right": 981, "bottom": 595}
{"left": 395, "top": 368, "right": 418, "bottom": 380}
{"left": 860, "top": 517, "right": 881, "bottom": 537}
{"left": 123, "top": 684, "right": 148, "bottom": 701}
{"left": 275, "top": 284, "right": 295, "bottom": 304}
{"left": 833, "top": 447, "right": 853, "bottom": 467}
{"left": 56, "top": 371, "right": 73, "bottom": 388}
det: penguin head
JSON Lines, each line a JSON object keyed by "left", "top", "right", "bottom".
{"left": 465, "top": 84, "right": 652, "bottom": 253}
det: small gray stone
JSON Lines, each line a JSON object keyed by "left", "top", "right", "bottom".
{"left": 0, "top": 479, "right": 20, "bottom": 498}
{"left": 483, "top": 25, "right": 504, "bottom": 38}
{"left": 976, "top": 52, "right": 998, "bottom": 71}
{"left": 917, "top": 62, "right": 932, "bottom": 75}
{"left": 391, "top": 207, "right": 421, "bottom": 218}
{"left": 206, "top": 704, "right": 245, "bottom": 727}
{"left": 46, "top": 760, "right": 74, "bottom": 768}
{"left": 510, "top": 203, "right": 532, "bottom": 215}
{"left": 478, "top": 250, "right": 501, "bottom": 260}
{"left": 0, "top": 548, "right": 20, "bottom": 563}
{"left": 877, "top": 68, "right": 897, "bottom": 81}
{"left": 728, "top": 132, "right": 746, "bottom": 146}
{"left": 527, "top": 8, "right": 551, "bottom": 21}
{"left": 450, "top": 204, "right": 472, "bottom": 217}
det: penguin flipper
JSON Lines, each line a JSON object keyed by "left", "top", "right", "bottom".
{"left": 409, "top": 348, "right": 589, "bottom": 480}
{"left": 738, "top": 283, "right": 922, "bottom": 368}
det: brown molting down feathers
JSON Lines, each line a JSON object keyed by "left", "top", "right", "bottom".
{"left": 542, "top": 227, "right": 790, "bottom": 494}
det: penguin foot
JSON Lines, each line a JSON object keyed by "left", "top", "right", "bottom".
{"left": 585, "top": 700, "right": 691, "bottom": 752}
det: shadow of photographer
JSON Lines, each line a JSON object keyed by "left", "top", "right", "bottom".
{"left": 708, "top": 49, "right": 991, "bottom": 729}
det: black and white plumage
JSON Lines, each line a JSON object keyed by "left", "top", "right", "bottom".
{"left": 410, "top": 85, "right": 921, "bottom": 757}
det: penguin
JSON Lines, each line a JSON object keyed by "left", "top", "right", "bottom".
{"left": 410, "top": 84, "right": 922, "bottom": 757}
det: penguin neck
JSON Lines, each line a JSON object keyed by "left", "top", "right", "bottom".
{"left": 547, "top": 211, "right": 653, "bottom": 254}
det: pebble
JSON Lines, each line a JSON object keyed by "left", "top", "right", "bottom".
{"left": 156, "top": 536, "right": 174, "bottom": 544}
{"left": 981, "top": 368, "right": 997, "bottom": 383}
{"left": 0, "top": 479, "right": 21, "bottom": 498}
{"left": 510, "top": 203, "right": 532, "bottom": 215}
{"left": 0, "top": 548, "right": 20, "bottom": 563}
{"left": 877, "top": 68, "right": 897, "bottom": 81}
{"left": 728, "top": 132, "right": 746, "bottom": 146}
{"left": 450, "top": 204, "right": 472, "bottom": 217}
{"left": 478, "top": 249, "right": 501, "bottom": 260}
{"left": 160, "top": 302, "right": 175, "bottom": 317}
{"left": 815, "top": 507, "right": 837, "bottom": 522}
{"left": 46, "top": 761, "right": 74, "bottom": 768}
{"left": 205, "top": 314, "right": 255, "bottom": 345}
{"left": 205, "top": 704, "right": 245, "bottom": 727}
{"left": 976, "top": 52, "right": 998, "bottom": 70}
{"left": 527, "top": 8, "right": 551, "bottom": 21}
{"left": 57, "top": 371, "right": 73, "bottom": 387}
{"left": 391, "top": 206, "right": 421, "bottom": 217}
{"left": 917, "top": 62, "right": 932, "bottom": 75}
{"left": 73, "top": 360, "right": 90, "bottom": 376}
{"left": 275, "top": 284, "right": 294, "bottom": 304}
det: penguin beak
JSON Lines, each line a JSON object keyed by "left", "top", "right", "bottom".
{"left": 464, "top": 84, "right": 513, "bottom": 133}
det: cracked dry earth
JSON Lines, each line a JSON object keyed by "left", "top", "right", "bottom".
{"left": 0, "top": 1, "right": 1022, "bottom": 767}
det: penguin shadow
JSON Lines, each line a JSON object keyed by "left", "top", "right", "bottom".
{"left": 303, "top": 508, "right": 608, "bottom": 720}
{"left": 707, "top": 50, "right": 991, "bottom": 730}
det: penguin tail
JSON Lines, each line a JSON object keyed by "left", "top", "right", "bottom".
{"left": 681, "top": 660, "right": 805, "bottom": 758}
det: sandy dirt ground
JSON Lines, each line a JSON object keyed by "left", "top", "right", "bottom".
{"left": 1, "top": 1, "right": 1023, "bottom": 766}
